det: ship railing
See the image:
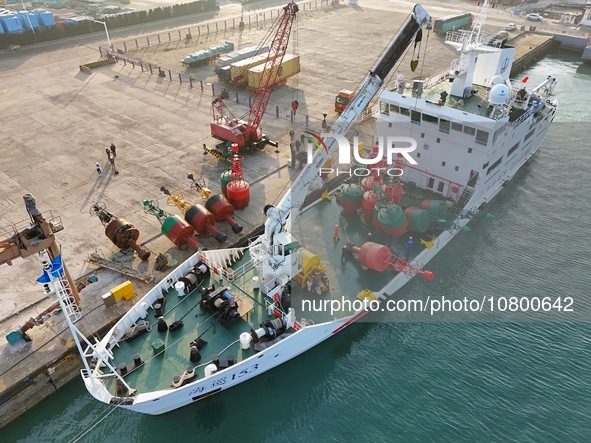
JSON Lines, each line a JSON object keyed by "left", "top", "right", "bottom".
{"left": 423, "top": 72, "right": 450, "bottom": 90}
{"left": 508, "top": 107, "right": 533, "bottom": 130}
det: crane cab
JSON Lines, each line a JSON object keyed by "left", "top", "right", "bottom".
{"left": 335, "top": 89, "right": 355, "bottom": 113}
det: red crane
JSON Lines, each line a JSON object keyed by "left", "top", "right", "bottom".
{"left": 210, "top": 1, "right": 299, "bottom": 151}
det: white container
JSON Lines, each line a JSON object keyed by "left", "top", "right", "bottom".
{"left": 240, "top": 332, "right": 251, "bottom": 350}
{"left": 204, "top": 363, "right": 218, "bottom": 377}
{"left": 252, "top": 276, "right": 260, "bottom": 289}
{"left": 174, "top": 281, "right": 185, "bottom": 297}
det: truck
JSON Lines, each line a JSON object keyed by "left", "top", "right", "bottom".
{"left": 433, "top": 12, "right": 472, "bottom": 36}
{"left": 334, "top": 89, "right": 355, "bottom": 113}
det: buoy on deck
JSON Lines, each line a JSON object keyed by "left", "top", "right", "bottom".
{"left": 373, "top": 204, "right": 408, "bottom": 236}
{"left": 341, "top": 183, "right": 364, "bottom": 214}
{"left": 361, "top": 190, "right": 378, "bottom": 221}
{"left": 404, "top": 207, "right": 430, "bottom": 233}
{"left": 357, "top": 242, "right": 391, "bottom": 272}
{"left": 204, "top": 363, "right": 218, "bottom": 377}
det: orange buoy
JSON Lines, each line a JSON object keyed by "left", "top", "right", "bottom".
{"left": 358, "top": 242, "right": 391, "bottom": 272}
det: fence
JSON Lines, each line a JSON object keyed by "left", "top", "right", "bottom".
{"left": 97, "top": 0, "right": 374, "bottom": 133}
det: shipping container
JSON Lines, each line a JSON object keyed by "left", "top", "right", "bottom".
{"left": 229, "top": 53, "right": 277, "bottom": 85}
{"left": 247, "top": 54, "right": 300, "bottom": 89}
{"left": 433, "top": 13, "right": 472, "bottom": 36}
{"left": 215, "top": 45, "right": 270, "bottom": 74}
{"left": 181, "top": 41, "right": 234, "bottom": 67}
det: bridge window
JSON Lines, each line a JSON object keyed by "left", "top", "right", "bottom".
{"left": 422, "top": 113, "right": 438, "bottom": 124}
{"left": 411, "top": 110, "right": 421, "bottom": 124}
{"left": 508, "top": 142, "right": 519, "bottom": 157}
{"left": 463, "top": 125, "right": 476, "bottom": 136}
{"left": 439, "top": 119, "right": 450, "bottom": 133}
{"left": 389, "top": 104, "right": 400, "bottom": 114}
{"left": 452, "top": 122, "right": 463, "bottom": 132}
{"left": 486, "top": 157, "right": 503, "bottom": 175}
{"left": 380, "top": 101, "right": 389, "bottom": 115}
{"left": 525, "top": 128, "right": 535, "bottom": 141}
{"left": 400, "top": 107, "right": 410, "bottom": 117}
{"left": 476, "top": 130, "right": 489, "bottom": 146}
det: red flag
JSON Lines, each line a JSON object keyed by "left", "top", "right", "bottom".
{"left": 521, "top": 76, "right": 529, "bottom": 83}
{"left": 492, "top": 4, "right": 495, "bottom": 8}
{"left": 477, "top": 1, "right": 481, "bottom": 6}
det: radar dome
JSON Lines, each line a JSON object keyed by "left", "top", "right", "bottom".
{"left": 488, "top": 84, "right": 510, "bottom": 105}
{"left": 490, "top": 75, "right": 504, "bottom": 86}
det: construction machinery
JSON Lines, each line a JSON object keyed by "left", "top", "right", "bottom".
{"left": 254, "top": 4, "right": 433, "bottom": 292}
{"left": 1, "top": 194, "right": 80, "bottom": 343}
{"left": 210, "top": 1, "right": 299, "bottom": 151}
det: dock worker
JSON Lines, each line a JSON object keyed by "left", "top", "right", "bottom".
{"left": 110, "top": 143, "right": 117, "bottom": 157}
{"left": 333, "top": 224, "right": 340, "bottom": 242}
{"left": 96, "top": 162, "right": 102, "bottom": 176}
{"left": 405, "top": 236, "right": 413, "bottom": 260}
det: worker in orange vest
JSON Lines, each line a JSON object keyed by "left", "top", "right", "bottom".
{"left": 333, "top": 224, "right": 340, "bottom": 243}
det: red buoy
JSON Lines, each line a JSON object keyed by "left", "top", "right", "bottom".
{"left": 161, "top": 215, "right": 201, "bottom": 249}
{"left": 205, "top": 194, "right": 243, "bottom": 234}
{"left": 358, "top": 242, "right": 391, "bottom": 272}
{"left": 361, "top": 191, "right": 378, "bottom": 221}
{"left": 383, "top": 183, "right": 404, "bottom": 205}
{"left": 185, "top": 204, "right": 227, "bottom": 243}
{"left": 361, "top": 176, "right": 379, "bottom": 192}
{"left": 226, "top": 180, "right": 250, "bottom": 210}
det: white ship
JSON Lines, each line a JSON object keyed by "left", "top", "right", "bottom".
{"left": 43, "top": 1, "right": 555, "bottom": 415}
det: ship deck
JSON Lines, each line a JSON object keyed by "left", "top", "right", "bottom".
{"left": 107, "top": 181, "right": 453, "bottom": 396}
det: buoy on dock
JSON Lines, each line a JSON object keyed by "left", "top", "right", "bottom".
{"left": 161, "top": 187, "right": 227, "bottom": 243}
{"left": 142, "top": 199, "right": 202, "bottom": 249}
{"left": 90, "top": 203, "right": 151, "bottom": 260}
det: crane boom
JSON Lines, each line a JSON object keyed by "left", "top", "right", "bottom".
{"left": 263, "top": 4, "right": 431, "bottom": 243}
{"left": 210, "top": 1, "right": 298, "bottom": 150}
{"left": 245, "top": 1, "right": 299, "bottom": 142}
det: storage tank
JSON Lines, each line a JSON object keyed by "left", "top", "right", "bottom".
{"left": 247, "top": 54, "right": 300, "bottom": 89}
{"left": 404, "top": 207, "right": 430, "bottom": 233}
{"left": 373, "top": 204, "right": 408, "bottom": 236}
{"left": 340, "top": 183, "right": 364, "bottom": 214}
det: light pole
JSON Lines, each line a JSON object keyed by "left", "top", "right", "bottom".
{"left": 91, "top": 19, "right": 112, "bottom": 49}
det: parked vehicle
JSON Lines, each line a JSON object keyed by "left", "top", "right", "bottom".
{"left": 525, "top": 13, "right": 543, "bottom": 21}
{"left": 505, "top": 23, "right": 517, "bottom": 31}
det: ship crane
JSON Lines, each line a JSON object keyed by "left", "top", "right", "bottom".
{"left": 210, "top": 1, "right": 299, "bottom": 151}
{"left": 1, "top": 194, "right": 81, "bottom": 344}
{"left": 251, "top": 4, "right": 432, "bottom": 292}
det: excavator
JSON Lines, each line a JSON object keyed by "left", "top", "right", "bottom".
{"left": 1, "top": 194, "right": 80, "bottom": 344}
